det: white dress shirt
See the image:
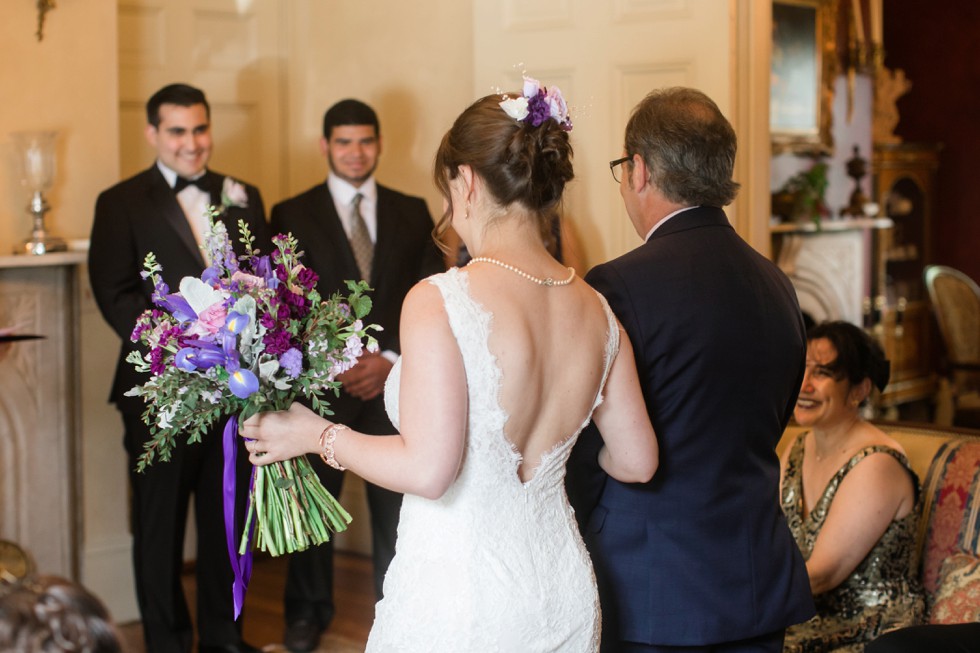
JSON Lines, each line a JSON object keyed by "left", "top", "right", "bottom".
{"left": 157, "top": 161, "right": 210, "bottom": 259}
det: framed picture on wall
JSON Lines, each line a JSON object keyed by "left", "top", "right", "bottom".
{"left": 771, "top": 0, "right": 837, "bottom": 155}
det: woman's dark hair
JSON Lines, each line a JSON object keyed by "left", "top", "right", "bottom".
{"left": 433, "top": 93, "right": 574, "bottom": 250}
{"left": 807, "top": 320, "right": 891, "bottom": 393}
{"left": 0, "top": 575, "right": 121, "bottom": 653}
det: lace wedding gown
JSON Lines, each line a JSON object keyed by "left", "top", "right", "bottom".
{"left": 365, "top": 268, "right": 618, "bottom": 653}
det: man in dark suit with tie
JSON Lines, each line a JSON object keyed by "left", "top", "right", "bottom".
{"left": 269, "top": 98, "right": 445, "bottom": 652}
{"left": 568, "top": 87, "right": 815, "bottom": 652}
{"left": 88, "top": 83, "right": 269, "bottom": 653}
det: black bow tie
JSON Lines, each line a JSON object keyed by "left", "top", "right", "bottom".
{"left": 173, "top": 175, "right": 209, "bottom": 194}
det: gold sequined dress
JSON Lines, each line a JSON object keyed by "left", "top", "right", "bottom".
{"left": 781, "top": 434, "right": 926, "bottom": 653}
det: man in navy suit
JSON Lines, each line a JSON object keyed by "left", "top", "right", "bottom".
{"left": 568, "top": 87, "right": 814, "bottom": 652}
{"left": 88, "top": 83, "right": 269, "bottom": 653}
{"left": 270, "top": 99, "right": 444, "bottom": 652}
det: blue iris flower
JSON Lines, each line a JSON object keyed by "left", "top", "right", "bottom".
{"left": 229, "top": 368, "right": 259, "bottom": 399}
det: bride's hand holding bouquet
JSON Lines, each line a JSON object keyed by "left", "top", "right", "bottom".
{"left": 125, "top": 213, "right": 379, "bottom": 615}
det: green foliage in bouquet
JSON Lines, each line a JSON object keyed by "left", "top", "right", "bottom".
{"left": 125, "top": 215, "right": 380, "bottom": 558}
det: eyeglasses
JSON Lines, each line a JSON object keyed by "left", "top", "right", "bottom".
{"left": 609, "top": 156, "right": 631, "bottom": 183}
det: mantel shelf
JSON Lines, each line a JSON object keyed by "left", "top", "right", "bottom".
{"left": 0, "top": 251, "right": 86, "bottom": 269}
{"left": 770, "top": 217, "right": 894, "bottom": 234}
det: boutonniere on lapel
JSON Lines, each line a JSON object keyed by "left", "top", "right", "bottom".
{"left": 219, "top": 176, "right": 249, "bottom": 213}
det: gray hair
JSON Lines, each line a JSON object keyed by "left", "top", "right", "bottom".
{"left": 625, "top": 87, "right": 739, "bottom": 207}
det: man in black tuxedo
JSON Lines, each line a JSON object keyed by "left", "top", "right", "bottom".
{"left": 88, "top": 83, "right": 269, "bottom": 653}
{"left": 270, "top": 99, "right": 444, "bottom": 652}
{"left": 567, "top": 87, "right": 815, "bottom": 652}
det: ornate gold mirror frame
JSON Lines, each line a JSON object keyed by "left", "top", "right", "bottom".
{"left": 771, "top": 0, "right": 839, "bottom": 155}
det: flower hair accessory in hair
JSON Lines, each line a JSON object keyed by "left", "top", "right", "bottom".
{"left": 499, "top": 76, "right": 573, "bottom": 132}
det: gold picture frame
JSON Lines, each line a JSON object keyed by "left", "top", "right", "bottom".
{"left": 771, "top": 0, "right": 838, "bottom": 155}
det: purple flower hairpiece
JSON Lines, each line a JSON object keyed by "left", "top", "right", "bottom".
{"left": 499, "top": 76, "right": 573, "bottom": 132}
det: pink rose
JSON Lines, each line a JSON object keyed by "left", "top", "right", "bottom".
{"left": 186, "top": 302, "right": 228, "bottom": 337}
{"left": 231, "top": 270, "right": 266, "bottom": 290}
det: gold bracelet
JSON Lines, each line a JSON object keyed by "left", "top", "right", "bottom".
{"left": 318, "top": 424, "right": 348, "bottom": 471}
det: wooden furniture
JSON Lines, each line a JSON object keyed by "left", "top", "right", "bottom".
{"left": 872, "top": 142, "right": 943, "bottom": 413}
{"left": 923, "top": 265, "right": 980, "bottom": 426}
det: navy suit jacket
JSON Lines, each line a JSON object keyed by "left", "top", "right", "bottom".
{"left": 568, "top": 206, "right": 814, "bottom": 646}
{"left": 270, "top": 182, "right": 444, "bottom": 427}
{"left": 89, "top": 165, "right": 270, "bottom": 414}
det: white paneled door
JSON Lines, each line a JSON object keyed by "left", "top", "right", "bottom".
{"left": 118, "top": 0, "right": 283, "bottom": 202}
{"left": 472, "top": 0, "right": 766, "bottom": 265}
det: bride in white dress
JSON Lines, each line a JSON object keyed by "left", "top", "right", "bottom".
{"left": 242, "top": 81, "right": 658, "bottom": 652}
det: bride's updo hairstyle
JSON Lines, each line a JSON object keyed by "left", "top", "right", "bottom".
{"left": 434, "top": 77, "right": 574, "bottom": 245}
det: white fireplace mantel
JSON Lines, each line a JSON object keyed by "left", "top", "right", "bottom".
{"left": 772, "top": 218, "right": 893, "bottom": 326}
{"left": 0, "top": 251, "right": 86, "bottom": 579}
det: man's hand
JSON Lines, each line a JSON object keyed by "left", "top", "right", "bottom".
{"left": 337, "top": 352, "right": 394, "bottom": 401}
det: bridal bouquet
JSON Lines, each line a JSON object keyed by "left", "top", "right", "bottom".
{"left": 125, "top": 213, "right": 378, "bottom": 614}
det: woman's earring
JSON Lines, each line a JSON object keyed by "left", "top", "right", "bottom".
{"left": 464, "top": 202, "right": 470, "bottom": 220}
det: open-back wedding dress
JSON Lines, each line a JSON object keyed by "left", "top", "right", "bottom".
{"left": 365, "top": 268, "right": 618, "bottom": 652}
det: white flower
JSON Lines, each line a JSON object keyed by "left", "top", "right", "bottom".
{"left": 523, "top": 76, "right": 542, "bottom": 98}
{"left": 499, "top": 96, "right": 529, "bottom": 121}
{"left": 180, "top": 277, "right": 227, "bottom": 316}
{"left": 221, "top": 177, "right": 249, "bottom": 209}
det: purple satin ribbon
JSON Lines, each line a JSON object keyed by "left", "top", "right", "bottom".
{"left": 222, "top": 414, "right": 255, "bottom": 619}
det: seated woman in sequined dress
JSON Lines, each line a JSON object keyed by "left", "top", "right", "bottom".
{"left": 779, "top": 321, "right": 926, "bottom": 653}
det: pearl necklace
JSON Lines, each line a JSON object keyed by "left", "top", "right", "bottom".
{"left": 468, "top": 257, "right": 576, "bottom": 286}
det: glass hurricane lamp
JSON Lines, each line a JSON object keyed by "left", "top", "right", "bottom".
{"left": 12, "top": 130, "right": 66, "bottom": 255}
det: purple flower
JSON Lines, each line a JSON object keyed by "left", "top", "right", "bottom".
{"left": 174, "top": 348, "right": 199, "bottom": 372}
{"left": 263, "top": 329, "right": 292, "bottom": 356}
{"left": 296, "top": 266, "right": 318, "bottom": 290}
{"left": 150, "top": 347, "right": 166, "bottom": 375}
{"left": 154, "top": 292, "right": 197, "bottom": 323}
{"left": 228, "top": 368, "right": 259, "bottom": 399}
{"left": 175, "top": 341, "right": 228, "bottom": 370}
{"left": 279, "top": 348, "right": 303, "bottom": 379}
{"left": 526, "top": 92, "right": 550, "bottom": 127}
{"left": 253, "top": 256, "right": 272, "bottom": 281}
{"left": 201, "top": 266, "right": 221, "bottom": 286}
{"left": 224, "top": 311, "right": 250, "bottom": 335}
{"left": 131, "top": 312, "right": 154, "bottom": 342}
{"left": 283, "top": 290, "right": 307, "bottom": 309}
{"left": 259, "top": 312, "right": 276, "bottom": 329}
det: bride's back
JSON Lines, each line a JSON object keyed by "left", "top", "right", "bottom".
{"left": 465, "top": 266, "right": 611, "bottom": 482}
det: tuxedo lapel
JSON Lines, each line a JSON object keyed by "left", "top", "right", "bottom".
{"left": 147, "top": 166, "right": 205, "bottom": 267}
{"left": 372, "top": 187, "right": 398, "bottom": 287}
{"left": 203, "top": 170, "right": 223, "bottom": 209}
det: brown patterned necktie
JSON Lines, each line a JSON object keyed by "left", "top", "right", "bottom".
{"left": 349, "top": 193, "right": 373, "bottom": 281}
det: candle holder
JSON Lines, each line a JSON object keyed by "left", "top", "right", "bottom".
{"left": 11, "top": 130, "right": 66, "bottom": 255}
{"left": 841, "top": 145, "right": 871, "bottom": 218}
